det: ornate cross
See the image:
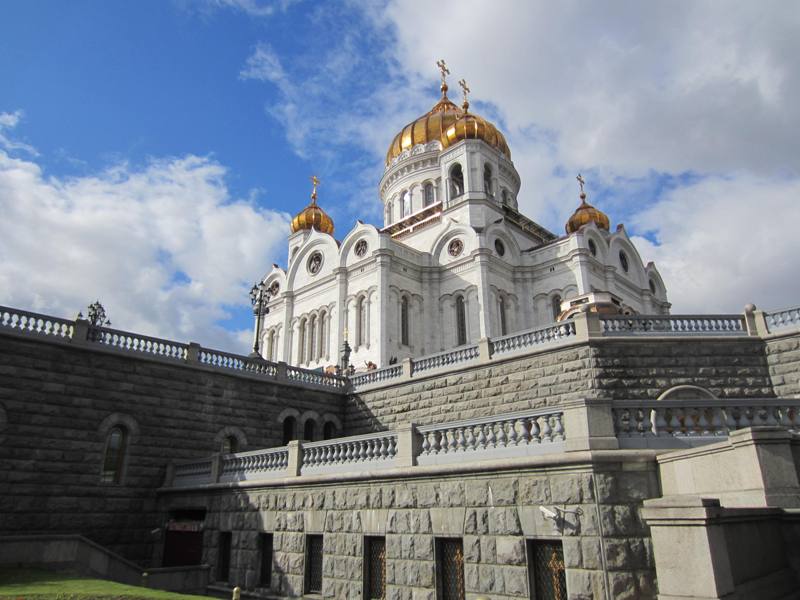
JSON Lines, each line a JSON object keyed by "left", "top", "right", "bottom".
{"left": 436, "top": 59, "right": 450, "bottom": 84}
{"left": 310, "top": 175, "right": 320, "bottom": 201}
{"left": 458, "top": 78, "right": 470, "bottom": 109}
{"left": 576, "top": 173, "right": 585, "bottom": 195}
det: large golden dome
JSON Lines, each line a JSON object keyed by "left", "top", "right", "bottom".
{"left": 566, "top": 185, "right": 610, "bottom": 234}
{"left": 290, "top": 176, "right": 334, "bottom": 235}
{"left": 385, "top": 82, "right": 511, "bottom": 165}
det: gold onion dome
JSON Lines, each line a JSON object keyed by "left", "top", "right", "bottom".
{"left": 566, "top": 175, "right": 610, "bottom": 234}
{"left": 290, "top": 176, "right": 334, "bottom": 235}
{"left": 385, "top": 63, "right": 511, "bottom": 165}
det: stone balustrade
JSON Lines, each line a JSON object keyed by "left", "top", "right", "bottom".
{"left": 599, "top": 314, "right": 747, "bottom": 336}
{"left": 765, "top": 306, "right": 800, "bottom": 332}
{"left": 413, "top": 344, "right": 480, "bottom": 374}
{"left": 612, "top": 398, "right": 800, "bottom": 449}
{"left": 92, "top": 327, "right": 189, "bottom": 360}
{"left": 0, "top": 306, "right": 73, "bottom": 340}
{"left": 219, "top": 448, "right": 288, "bottom": 483}
{"left": 490, "top": 321, "right": 577, "bottom": 356}
{"left": 301, "top": 431, "right": 398, "bottom": 474}
{"left": 170, "top": 457, "right": 214, "bottom": 488}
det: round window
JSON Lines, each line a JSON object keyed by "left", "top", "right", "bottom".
{"left": 494, "top": 239, "right": 506, "bottom": 256}
{"left": 448, "top": 238, "right": 464, "bottom": 257}
{"left": 268, "top": 281, "right": 280, "bottom": 296}
{"left": 588, "top": 239, "right": 597, "bottom": 257}
{"left": 354, "top": 240, "right": 368, "bottom": 257}
{"left": 619, "top": 250, "right": 629, "bottom": 273}
{"left": 307, "top": 251, "right": 323, "bottom": 275}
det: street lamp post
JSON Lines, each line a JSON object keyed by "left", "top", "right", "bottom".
{"left": 249, "top": 281, "right": 271, "bottom": 359}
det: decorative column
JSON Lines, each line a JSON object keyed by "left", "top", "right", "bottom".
{"left": 281, "top": 292, "right": 294, "bottom": 364}
{"left": 473, "top": 246, "right": 494, "bottom": 339}
{"left": 374, "top": 250, "right": 392, "bottom": 365}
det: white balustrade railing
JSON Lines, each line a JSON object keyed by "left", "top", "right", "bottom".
{"left": 601, "top": 315, "right": 747, "bottom": 336}
{"left": 171, "top": 457, "right": 213, "bottom": 487}
{"left": 0, "top": 306, "right": 73, "bottom": 340}
{"left": 612, "top": 398, "right": 800, "bottom": 448}
{"left": 301, "top": 431, "right": 398, "bottom": 474}
{"left": 491, "top": 321, "right": 577, "bottom": 356}
{"left": 219, "top": 447, "right": 289, "bottom": 483}
{"left": 198, "top": 349, "right": 278, "bottom": 377}
{"left": 416, "top": 408, "right": 566, "bottom": 465}
{"left": 92, "top": 327, "right": 189, "bottom": 360}
{"left": 765, "top": 306, "right": 800, "bottom": 332}
{"left": 286, "top": 365, "right": 348, "bottom": 389}
{"left": 413, "top": 344, "right": 480, "bottom": 374}
{"left": 350, "top": 364, "right": 403, "bottom": 388}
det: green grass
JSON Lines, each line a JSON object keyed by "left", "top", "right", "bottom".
{"left": 0, "top": 568, "right": 214, "bottom": 599}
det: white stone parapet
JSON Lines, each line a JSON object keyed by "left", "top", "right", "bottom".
{"left": 599, "top": 314, "right": 747, "bottom": 336}
{"left": 764, "top": 306, "right": 800, "bottom": 332}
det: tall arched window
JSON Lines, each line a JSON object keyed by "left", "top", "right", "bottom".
{"left": 400, "top": 297, "right": 409, "bottom": 346}
{"left": 282, "top": 416, "right": 296, "bottom": 445}
{"left": 424, "top": 183, "right": 435, "bottom": 206}
{"left": 303, "top": 419, "right": 316, "bottom": 442}
{"left": 323, "top": 421, "right": 337, "bottom": 440}
{"left": 318, "top": 310, "right": 327, "bottom": 360}
{"left": 298, "top": 319, "right": 306, "bottom": 364}
{"left": 484, "top": 164, "right": 493, "bottom": 196}
{"left": 402, "top": 191, "right": 411, "bottom": 216}
{"left": 267, "top": 329, "right": 276, "bottom": 361}
{"left": 501, "top": 189, "right": 509, "bottom": 205}
{"left": 449, "top": 164, "right": 464, "bottom": 199}
{"left": 308, "top": 315, "right": 317, "bottom": 364}
{"left": 221, "top": 435, "right": 238, "bottom": 454}
{"left": 455, "top": 296, "right": 467, "bottom": 346}
{"left": 552, "top": 295, "right": 562, "bottom": 321}
{"left": 356, "top": 296, "right": 367, "bottom": 348}
{"left": 385, "top": 201, "right": 393, "bottom": 224}
{"left": 101, "top": 426, "right": 127, "bottom": 484}
{"left": 499, "top": 296, "right": 508, "bottom": 336}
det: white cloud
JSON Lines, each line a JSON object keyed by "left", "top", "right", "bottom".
{"left": 0, "top": 111, "right": 38, "bottom": 156}
{"left": 0, "top": 118, "right": 290, "bottom": 352}
{"left": 190, "top": 0, "right": 297, "bottom": 18}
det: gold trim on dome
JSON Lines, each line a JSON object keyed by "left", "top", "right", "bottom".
{"left": 290, "top": 175, "right": 335, "bottom": 235}
{"left": 565, "top": 174, "right": 610, "bottom": 234}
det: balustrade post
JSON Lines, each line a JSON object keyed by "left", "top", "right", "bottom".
{"left": 396, "top": 422, "right": 420, "bottom": 467}
{"left": 71, "top": 318, "right": 90, "bottom": 345}
{"left": 572, "top": 309, "right": 601, "bottom": 342}
{"left": 276, "top": 361, "right": 289, "bottom": 382}
{"left": 287, "top": 440, "right": 302, "bottom": 476}
{"left": 562, "top": 398, "right": 619, "bottom": 451}
{"left": 186, "top": 342, "right": 201, "bottom": 363}
{"left": 746, "top": 305, "right": 770, "bottom": 337}
{"left": 210, "top": 454, "right": 222, "bottom": 484}
{"left": 402, "top": 358, "right": 413, "bottom": 381}
{"left": 477, "top": 337, "right": 492, "bottom": 364}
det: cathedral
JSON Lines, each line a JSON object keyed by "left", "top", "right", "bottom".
{"left": 256, "top": 63, "right": 670, "bottom": 371}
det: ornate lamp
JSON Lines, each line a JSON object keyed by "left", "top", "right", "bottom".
{"left": 249, "top": 281, "right": 272, "bottom": 359}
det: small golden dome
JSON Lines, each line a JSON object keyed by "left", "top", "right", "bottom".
{"left": 441, "top": 112, "right": 511, "bottom": 158}
{"left": 566, "top": 192, "right": 610, "bottom": 234}
{"left": 290, "top": 176, "right": 334, "bottom": 235}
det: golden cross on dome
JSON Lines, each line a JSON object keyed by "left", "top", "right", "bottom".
{"left": 458, "top": 78, "right": 470, "bottom": 111}
{"left": 436, "top": 59, "right": 450, "bottom": 84}
{"left": 576, "top": 173, "right": 586, "bottom": 196}
{"left": 310, "top": 175, "right": 320, "bottom": 202}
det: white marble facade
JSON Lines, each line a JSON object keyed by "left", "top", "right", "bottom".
{"left": 256, "top": 113, "right": 669, "bottom": 371}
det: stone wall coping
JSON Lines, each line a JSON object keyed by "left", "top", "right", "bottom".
{"left": 641, "top": 495, "right": 787, "bottom": 526}
{"left": 158, "top": 448, "right": 657, "bottom": 494}
{"left": 0, "top": 533, "right": 143, "bottom": 572}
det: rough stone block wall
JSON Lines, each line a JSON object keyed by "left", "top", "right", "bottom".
{"left": 346, "top": 345, "right": 596, "bottom": 435}
{"left": 765, "top": 333, "right": 800, "bottom": 398}
{"left": 176, "top": 461, "right": 660, "bottom": 600}
{"left": 0, "top": 333, "right": 344, "bottom": 565}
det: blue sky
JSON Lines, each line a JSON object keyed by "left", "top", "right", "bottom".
{"left": 1, "top": 1, "right": 799, "bottom": 352}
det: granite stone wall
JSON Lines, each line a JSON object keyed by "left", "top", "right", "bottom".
{"left": 0, "top": 333, "right": 344, "bottom": 565}
{"left": 765, "top": 333, "right": 800, "bottom": 398}
{"left": 164, "top": 459, "right": 660, "bottom": 600}
{"left": 347, "top": 338, "right": 776, "bottom": 435}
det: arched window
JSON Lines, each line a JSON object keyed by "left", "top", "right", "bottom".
{"left": 308, "top": 315, "right": 317, "bottom": 364}
{"left": 501, "top": 189, "right": 509, "bottom": 205}
{"left": 552, "top": 295, "right": 562, "bottom": 321}
{"left": 282, "top": 416, "right": 296, "bottom": 445}
{"left": 267, "top": 329, "right": 276, "bottom": 361}
{"left": 483, "top": 164, "right": 493, "bottom": 196}
{"left": 402, "top": 191, "right": 411, "bottom": 216}
{"left": 619, "top": 250, "right": 629, "bottom": 273}
{"left": 298, "top": 319, "right": 306, "bottom": 364}
{"left": 323, "top": 421, "right": 337, "bottom": 440}
{"left": 449, "top": 164, "right": 464, "bottom": 199}
{"left": 356, "top": 296, "right": 367, "bottom": 348}
{"left": 455, "top": 296, "right": 467, "bottom": 346}
{"left": 499, "top": 296, "right": 507, "bottom": 336}
{"left": 101, "top": 426, "right": 127, "bottom": 484}
{"left": 318, "top": 310, "right": 327, "bottom": 360}
{"left": 423, "top": 183, "right": 435, "bottom": 207}
{"left": 649, "top": 279, "right": 657, "bottom": 295}
{"left": 385, "top": 201, "right": 393, "bottom": 224}
{"left": 221, "top": 435, "right": 238, "bottom": 454}
{"left": 303, "top": 419, "right": 316, "bottom": 442}
{"left": 400, "top": 297, "right": 409, "bottom": 346}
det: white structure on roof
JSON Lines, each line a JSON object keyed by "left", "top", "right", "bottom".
{"left": 255, "top": 66, "right": 670, "bottom": 371}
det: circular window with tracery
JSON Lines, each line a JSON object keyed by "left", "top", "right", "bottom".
{"left": 354, "top": 240, "right": 368, "bottom": 257}
{"left": 307, "top": 251, "right": 323, "bottom": 275}
{"left": 269, "top": 281, "right": 280, "bottom": 296}
{"left": 448, "top": 238, "right": 464, "bottom": 257}
{"left": 494, "top": 239, "right": 506, "bottom": 256}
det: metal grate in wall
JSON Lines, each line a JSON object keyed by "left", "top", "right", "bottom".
{"left": 365, "top": 536, "right": 386, "bottom": 599}
{"left": 304, "top": 534, "right": 324, "bottom": 594}
{"left": 528, "top": 540, "right": 567, "bottom": 600}
{"left": 436, "top": 538, "right": 464, "bottom": 600}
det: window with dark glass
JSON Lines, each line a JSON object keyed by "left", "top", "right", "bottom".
{"left": 259, "top": 533, "right": 273, "bottom": 587}
{"left": 435, "top": 538, "right": 464, "bottom": 600}
{"left": 298, "top": 318, "right": 307, "bottom": 364}
{"left": 649, "top": 279, "right": 657, "bottom": 294}
{"left": 400, "top": 297, "right": 409, "bottom": 346}
{"left": 552, "top": 296, "right": 562, "bottom": 321}
{"left": 588, "top": 239, "right": 597, "bottom": 256}
{"left": 619, "top": 250, "right": 629, "bottom": 272}
{"left": 527, "top": 540, "right": 566, "bottom": 600}
{"left": 357, "top": 296, "right": 367, "bottom": 348}
{"left": 221, "top": 435, "right": 238, "bottom": 454}
{"left": 499, "top": 296, "right": 508, "bottom": 336}
{"left": 455, "top": 296, "right": 467, "bottom": 346}
{"left": 364, "top": 536, "right": 386, "bottom": 599}
{"left": 449, "top": 164, "right": 464, "bottom": 199}
{"left": 101, "top": 426, "right": 127, "bottom": 484}
{"left": 323, "top": 421, "right": 337, "bottom": 440}
{"left": 304, "top": 535, "right": 324, "bottom": 594}
{"left": 217, "top": 531, "right": 232, "bottom": 582}
{"left": 282, "top": 416, "right": 296, "bottom": 445}
{"left": 483, "top": 164, "right": 493, "bottom": 196}
{"left": 424, "top": 183, "right": 435, "bottom": 206}
{"left": 303, "top": 419, "right": 316, "bottom": 442}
